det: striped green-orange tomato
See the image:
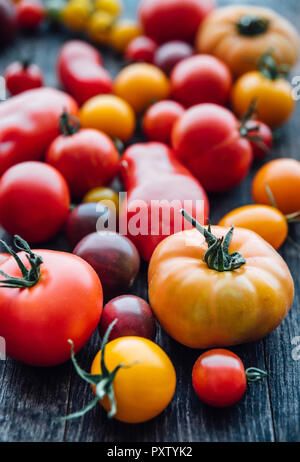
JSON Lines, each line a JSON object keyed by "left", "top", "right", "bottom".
{"left": 148, "top": 210, "right": 294, "bottom": 349}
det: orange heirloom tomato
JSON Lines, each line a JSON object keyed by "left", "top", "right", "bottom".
{"left": 114, "top": 63, "right": 170, "bottom": 113}
{"left": 148, "top": 210, "right": 294, "bottom": 349}
{"left": 79, "top": 94, "right": 135, "bottom": 142}
{"left": 218, "top": 204, "right": 288, "bottom": 250}
{"left": 252, "top": 158, "right": 300, "bottom": 216}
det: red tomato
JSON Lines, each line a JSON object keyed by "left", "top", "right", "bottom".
{"left": 143, "top": 100, "right": 185, "bottom": 144}
{"left": 46, "top": 113, "right": 119, "bottom": 198}
{"left": 171, "top": 54, "right": 232, "bottom": 107}
{"left": 243, "top": 119, "right": 273, "bottom": 161}
{"left": 0, "top": 236, "right": 102, "bottom": 366}
{"left": 154, "top": 40, "right": 194, "bottom": 75}
{"left": 172, "top": 103, "right": 253, "bottom": 192}
{"left": 0, "top": 161, "right": 70, "bottom": 243}
{"left": 125, "top": 36, "right": 157, "bottom": 63}
{"left": 0, "top": 253, "right": 9, "bottom": 265}
{"left": 4, "top": 61, "right": 43, "bottom": 95}
{"left": 138, "top": 0, "right": 215, "bottom": 44}
{"left": 16, "top": 0, "right": 45, "bottom": 29}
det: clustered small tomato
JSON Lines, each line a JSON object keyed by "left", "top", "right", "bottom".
{"left": 16, "top": 0, "right": 45, "bottom": 30}
{"left": 125, "top": 35, "right": 157, "bottom": 63}
{"left": 4, "top": 60, "right": 43, "bottom": 95}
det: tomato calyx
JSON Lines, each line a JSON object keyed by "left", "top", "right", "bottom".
{"left": 245, "top": 367, "right": 268, "bottom": 382}
{"left": 59, "top": 110, "right": 81, "bottom": 136}
{"left": 258, "top": 51, "right": 290, "bottom": 81}
{"left": 236, "top": 15, "right": 269, "bottom": 37}
{"left": 181, "top": 209, "right": 246, "bottom": 272}
{"left": 63, "top": 320, "right": 124, "bottom": 420}
{"left": 0, "top": 235, "right": 43, "bottom": 289}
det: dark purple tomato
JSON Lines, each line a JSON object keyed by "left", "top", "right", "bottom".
{"left": 66, "top": 202, "right": 117, "bottom": 248}
{"left": 154, "top": 40, "right": 194, "bottom": 75}
{"left": 0, "top": 0, "right": 17, "bottom": 45}
{"left": 99, "top": 295, "right": 156, "bottom": 341}
{"left": 73, "top": 231, "right": 140, "bottom": 300}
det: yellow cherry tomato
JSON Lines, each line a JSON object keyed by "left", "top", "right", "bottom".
{"left": 95, "top": 0, "right": 122, "bottom": 17}
{"left": 83, "top": 187, "right": 119, "bottom": 213}
{"left": 218, "top": 204, "right": 288, "bottom": 249}
{"left": 91, "top": 336, "right": 176, "bottom": 423}
{"left": 87, "top": 10, "right": 114, "bottom": 44}
{"left": 114, "top": 63, "right": 170, "bottom": 113}
{"left": 61, "top": 0, "right": 92, "bottom": 31}
{"left": 79, "top": 94, "right": 136, "bottom": 142}
{"left": 109, "top": 19, "right": 142, "bottom": 53}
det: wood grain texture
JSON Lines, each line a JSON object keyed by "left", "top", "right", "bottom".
{"left": 0, "top": 0, "right": 299, "bottom": 442}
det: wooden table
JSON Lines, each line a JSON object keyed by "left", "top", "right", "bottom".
{"left": 0, "top": 0, "right": 299, "bottom": 443}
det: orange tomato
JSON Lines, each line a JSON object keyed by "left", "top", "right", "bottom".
{"left": 109, "top": 19, "right": 141, "bottom": 52}
{"left": 218, "top": 204, "right": 288, "bottom": 249}
{"left": 252, "top": 158, "right": 300, "bottom": 216}
{"left": 114, "top": 63, "right": 170, "bottom": 113}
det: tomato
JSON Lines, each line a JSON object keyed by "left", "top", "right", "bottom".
{"left": 4, "top": 60, "right": 43, "bottom": 95}
{"left": 66, "top": 325, "right": 176, "bottom": 423}
{"left": 74, "top": 231, "right": 140, "bottom": 301}
{"left": 154, "top": 40, "right": 194, "bottom": 75}
{"left": 99, "top": 295, "right": 156, "bottom": 341}
{"left": 109, "top": 19, "right": 142, "bottom": 52}
{"left": 148, "top": 210, "right": 294, "bottom": 348}
{"left": 218, "top": 204, "right": 288, "bottom": 249}
{"left": 0, "top": 161, "right": 70, "bottom": 243}
{"left": 16, "top": 0, "right": 45, "bottom": 29}
{"left": 95, "top": 0, "right": 122, "bottom": 17}
{"left": 252, "top": 158, "right": 300, "bottom": 216}
{"left": 192, "top": 349, "right": 267, "bottom": 407}
{"left": 83, "top": 187, "right": 119, "bottom": 213}
{"left": 231, "top": 52, "right": 294, "bottom": 128}
{"left": 114, "top": 63, "right": 170, "bottom": 114}
{"left": 0, "top": 0, "right": 17, "bottom": 44}
{"left": 171, "top": 54, "right": 232, "bottom": 107}
{"left": 0, "top": 253, "right": 9, "bottom": 265}
{"left": 79, "top": 94, "right": 135, "bottom": 142}
{"left": 243, "top": 119, "right": 273, "bottom": 161}
{"left": 61, "top": 0, "right": 91, "bottom": 31}
{"left": 143, "top": 100, "right": 185, "bottom": 144}
{"left": 138, "top": 0, "right": 215, "bottom": 44}
{"left": 87, "top": 10, "right": 114, "bottom": 45}
{"left": 125, "top": 36, "right": 157, "bottom": 64}
{"left": 172, "top": 104, "right": 253, "bottom": 192}
{"left": 0, "top": 236, "right": 102, "bottom": 366}
{"left": 46, "top": 113, "right": 119, "bottom": 199}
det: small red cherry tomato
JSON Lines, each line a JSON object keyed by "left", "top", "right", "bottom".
{"left": 4, "top": 61, "right": 43, "bottom": 95}
{"left": 125, "top": 36, "right": 157, "bottom": 63}
{"left": 171, "top": 54, "right": 232, "bottom": 107}
{"left": 16, "top": 0, "right": 45, "bottom": 29}
{"left": 99, "top": 295, "right": 156, "bottom": 341}
{"left": 154, "top": 40, "right": 194, "bottom": 75}
{"left": 143, "top": 100, "right": 185, "bottom": 144}
{"left": 243, "top": 119, "right": 273, "bottom": 161}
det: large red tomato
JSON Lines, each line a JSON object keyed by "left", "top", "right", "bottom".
{"left": 172, "top": 104, "right": 253, "bottom": 192}
{"left": 138, "top": 0, "right": 215, "bottom": 44}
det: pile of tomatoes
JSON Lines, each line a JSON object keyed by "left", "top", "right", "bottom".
{"left": 0, "top": 0, "right": 299, "bottom": 425}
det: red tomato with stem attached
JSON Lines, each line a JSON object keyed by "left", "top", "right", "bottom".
{"left": 143, "top": 100, "right": 185, "bottom": 144}
{"left": 243, "top": 119, "right": 273, "bottom": 161}
{"left": 125, "top": 36, "right": 157, "bottom": 63}
{"left": 16, "top": 0, "right": 45, "bottom": 29}
{"left": 4, "top": 60, "right": 43, "bottom": 95}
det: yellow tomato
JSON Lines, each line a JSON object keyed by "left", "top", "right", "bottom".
{"left": 87, "top": 10, "right": 114, "bottom": 44}
{"left": 83, "top": 187, "right": 119, "bottom": 213}
{"left": 61, "top": 0, "right": 92, "bottom": 31}
{"left": 218, "top": 204, "right": 288, "bottom": 249}
{"left": 114, "top": 63, "right": 170, "bottom": 113}
{"left": 95, "top": 0, "right": 122, "bottom": 17}
{"left": 91, "top": 337, "right": 176, "bottom": 423}
{"left": 231, "top": 71, "right": 294, "bottom": 128}
{"left": 109, "top": 19, "right": 142, "bottom": 52}
{"left": 79, "top": 94, "right": 135, "bottom": 142}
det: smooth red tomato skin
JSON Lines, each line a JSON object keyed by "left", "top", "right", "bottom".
{"left": 99, "top": 295, "right": 156, "bottom": 341}
{"left": 154, "top": 40, "right": 194, "bottom": 75}
{"left": 138, "top": 0, "right": 215, "bottom": 44}
{"left": 171, "top": 54, "right": 232, "bottom": 107}
{"left": 4, "top": 62, "right": 43, "bottom": 95}
{"left": 192, "top": 349, "right": 247, "bottom": 407}
{"left": 0, "top": 161, "right": 70, "bottom": 243}
{"left": 172, "top": 104, "right": 253, "bottom": 192}
{"left": 245, "top": 120, "right": 273, "bottom": 161}
{"left": 0, "top": 250, "right": 102, "bottom": 366}
{"left": 46, "top": 129, "right": 119, "bottom": 199}
{"left": 16, "top": 0, "right": 45, "bottom": 29}
{"left": 125, "top": 36, "right": 157, "bottom": 63}
{"left": 143, "top": 100, "right": 185, "bottom": 144}
{"left": 0, "top": 253, "right": 9, "bottom": 265}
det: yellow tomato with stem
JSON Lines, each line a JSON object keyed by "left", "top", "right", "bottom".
{"left": 61, "top": 0, "right": 92, "bottom": 31}
{"left": 109, "top": 19, "right": 142, "bottom": 53}
{"left": 83, "top": 187, "right": 119, "bottom": 213}
{"left": 79, "top": 94, "right": 135, "bottom": 142}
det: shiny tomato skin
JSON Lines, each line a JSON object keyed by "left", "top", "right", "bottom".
{"left": 4, "top": 61, "right": 43, "bottom": 95}
{"left": 46, "top": 128, "right": 119, "bottom": 199}
{"left": 16, "top": 0, "right": 45, "bottom": 29}
{"left": 245, "top": 119, "right": 273, "bottom": 161}
{"left": 138, "top": 0, "right": 215, "bottom": 44}
{"left": 125, "top": 36, "right": 157, "bottom": 63}
{"left": 172, "top": 104, "right": 253, "bottom": 192}
{"left": 171, "top": 54, "right": 232, "bottom": 107}
{"left": 192, "top": 349, "right": 246, "bottom": 407}
{"left": 0, "top": 161, "right": 70, "bottom": 243}
{"left": 143, "top": 100, "right": 185, "bottom": 144}
{"left": 0, "top": 249, "right": 102, "bottom": 366}
{"left": 154, "top": 41, "right": 194, "bottom": 75}
{"left": 99, "top": 295, "right": 156, "bottom": 341}
{"left": 0, "top": 253, "right": 9, "bottom": 265}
